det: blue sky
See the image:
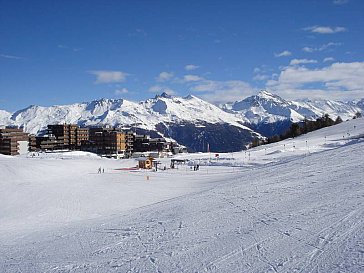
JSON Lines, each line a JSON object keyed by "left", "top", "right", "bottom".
{"left": 0, "top": 0, "right": 363, "bottom": 111}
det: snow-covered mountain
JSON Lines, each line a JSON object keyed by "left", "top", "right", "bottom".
{"left": 1, "top": 93, "right": 259, "bottom": 152}
{"left": 352, "top": 98, "right": 364, "bottom": 111}
{"left": 5, "top": 93, "right": 251, "bottom": 134}
{"left": 223, "top": 90, "right": 361, "bottom": 123}
{"left": 222, "top": 90, "right": 362, "bottom": 136}
{"left": 1, "top": 91, "right": 362, "bottom": 151}
{"left": 222, "top": 91, "right": 304, "bottom": 124}
{"left": 0, "top": 110, "right": 11, "bottom": 126}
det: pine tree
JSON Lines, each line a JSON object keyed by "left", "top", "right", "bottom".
{"left": 334, "top": 116, "right": 343, "bottom": 124}
{"left": 290, "top": 123, "right": 301, "bottom": 138}
{"left": 354, "top": 112, "right": 362, "bottom": 119}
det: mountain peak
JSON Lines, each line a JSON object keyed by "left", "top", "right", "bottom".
{"left": 184, "top": 94, "right": 197, "bottom": 100}
{"left": 258, "top": 90, "right": 272, "bottom": 95}
{"left": 256, "top": 90, "right": 276, "bottom": 99}
{"left": 155, "top": 92, "right": 173, "bottom": 99}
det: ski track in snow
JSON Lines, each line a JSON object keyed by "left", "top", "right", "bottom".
{"left": 0, "top": 119, "right": 364, "bottom": 272}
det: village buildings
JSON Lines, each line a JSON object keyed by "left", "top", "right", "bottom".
{"left": 133, "top": 135, "right": 174, "bottom": 154}
{"left": 0, "top": 123, "right": 185, "bottom": 158}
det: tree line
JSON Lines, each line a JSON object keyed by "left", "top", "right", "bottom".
{"left": 250, "top": 112, "right": 362, "bottom": 148}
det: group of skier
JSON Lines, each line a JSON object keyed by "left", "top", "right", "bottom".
{"left": 97, "top": 167, "right": 104, "bottom": 174}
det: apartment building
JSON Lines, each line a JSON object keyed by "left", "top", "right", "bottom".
{"left": 34, "top": 135, "right": 64, "bottom": 151}
{"left": 134, "top": 135, "right": 173, "bottom": 154}
{"left": 87, "top": 127, "right": 134, "bottom": 157}
{"left": 47, "top": 124, "right": 89, "bottom": 149}
{"left": 76, "top": 127, "right": 89, "bottom": 147}
{"left": 0, "top": 127, "right": 29, "bottom": 155}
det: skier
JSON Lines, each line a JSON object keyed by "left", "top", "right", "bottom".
{"left": 98, "top": 167, "right": 101, "bottom": 174}
{"left": 102, "top": 168, "right": 104, "bottom": 173}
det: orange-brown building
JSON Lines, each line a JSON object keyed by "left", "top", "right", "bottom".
{"left": 76, "top": 127, "right": 89, "bottom": 147}
{"left": 47, "top": 124, "right": 89, "bottom": 149}
{"left": 87, "top": 127, "right": 134, "bottom": 157}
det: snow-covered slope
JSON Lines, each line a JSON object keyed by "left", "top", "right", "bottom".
{"left": 353, "top": 98, "right": 364, "bottom": 111}
{"left": 291, "top": 99, "right": 361, "bottom": 121}
{"left": 9, "top": 99, "right": 154, "bottom": 134}
{"left": 0, "top": 109, "right": 11, "bottom": 126}
{"left": 143, "top": 93, "right": 248, "bottom": 128}
{"left": 223, "top": 90, "right": 361, "bottom": 125}
{"left": 7, "top": 93, "right": 252, "bottom": 135}
{"left": 221, "top": 90, "right": 362, "bottom": 137}
{"left": 1, "top": 118, "right": 363, "bottom": 272}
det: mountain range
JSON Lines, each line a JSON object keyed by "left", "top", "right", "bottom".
{"left": 0, "top": 91, "right": 362, "bottom": 152}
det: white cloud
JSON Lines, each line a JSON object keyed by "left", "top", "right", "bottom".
{"left": 303, "top": 26, "right": 347, "bottom": 34}
{"left": 191, "top": 80, "right": 255, "bottom": 103}
{"left": 266, "top": 62, "right": 364, "bottom": 100}
{"left": 89, "top": 70, "right": 128, "bottom": 84}
{"left": 333, "top": 0, "right": 349, "bottom": 5}
{"left": 302, "top": 47, "right": 314, "bottom": 53}
{"left": 0, "top": 54, "right": 23, "bottom": 60}
{"left": 253, "top": 74, "right": 269, "bottom": 81}
{"left": 290, "top": 59, "right": 318, "bottom": 65}
{"left": 323, "top": 57, "right": 335, "bottom": 63}
{"left": 114, "top": 88, "right": 129, "bottom": 95}
{"left": 274, "top": 50, "right": 292, "bottom": 57}
{"left": 183, "top": 75, "right": 204, "bottom": 82}
{"left": 302, "top": 42, "right": 341, "bottom": 53}
{"left": 185, "top": 64, "right": 199, "bottom": 71}
{"left": 148, "top": 85, "right": 176, "bottom": 95}
{"left": 253, "top": 67, "right": 261, "bottom": 73}
{"left": 253, "top": 65, "right": 271, "bottom": 81}
{"left": 156, "top": 71, "right": 174, "bottom": 82}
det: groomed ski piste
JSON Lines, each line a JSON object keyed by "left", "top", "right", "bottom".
{"left": 0, "top": 118, "right": 363, "bottom": 272}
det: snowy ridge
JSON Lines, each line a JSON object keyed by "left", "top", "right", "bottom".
{"left": 0, "top": 109, "right": 11, "bottom": 127}
{"left": 223, "top": 90, "right": 362, "bottom": 125}
{"left": 1, "top": 91, "right": 362, "bottom": 141}
{"left": 9, "top": 99, "right": 155, "bottom": 134}
{"left": 291, "top": 99, "right": 361, "bottom": 121}
{"left": 142, "top": 93, "right": 250, "bottom": 129}
{"left": 355, "top": 98, "right": 364, "bottom": 110}
{"left": 5, "top": 93, "right": 252, "bottom": 135}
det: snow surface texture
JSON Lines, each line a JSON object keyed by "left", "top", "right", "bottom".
{"left": 0, "top": 118, "right": 363, "bottom": 272}
{"left": 0, "top": 91, "right": 362, "bottom": 135}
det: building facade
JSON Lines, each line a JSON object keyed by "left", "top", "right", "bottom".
{"left": 0, "top": 127, "right": 29, "bottom": 155}
{"left": 46, "top": 124, "right": 89, "bottom": 150}
{"left": 87, "top": 127, "right": 134, "bottom": 157}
